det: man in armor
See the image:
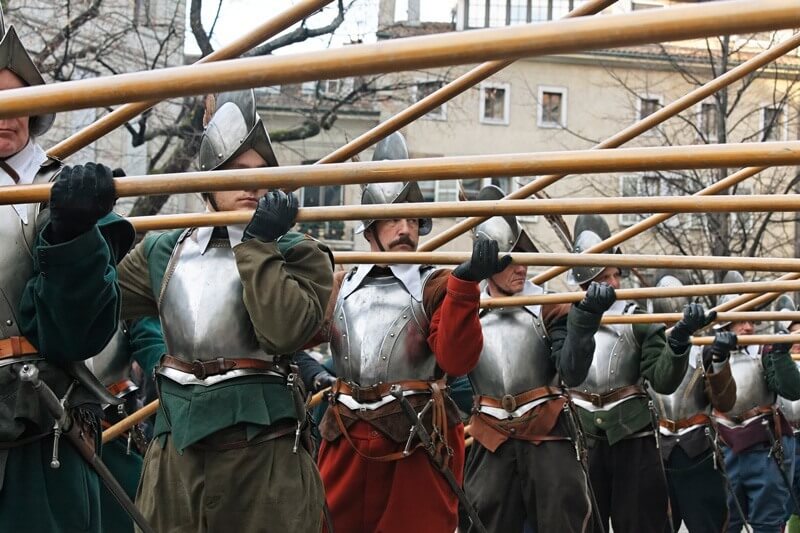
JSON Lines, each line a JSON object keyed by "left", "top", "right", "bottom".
{"left": 712, "top": 275, "right": 800, "bottom": 533}
{"left": 551, "top": 214, "right": 708, "bottom": 533}
{"left": 86, "top": 317, "right": 165, "bottom": 533}
{"left": 116, "top": 90, "right": 333, "bottom": 532}
{"left": 462, "top": 186, "right": 593, "bottom": 532}
{"left": 0, "top": 7, "right": 136, "bottom": 532}
{"left": 647, "top": 273, "right": 737, "bottom": 532}
{"left": 315, "top": 132, "right": 509, "bottom": 533}
{"left": 774, "top": 295, "right": 800, "bottom": 531}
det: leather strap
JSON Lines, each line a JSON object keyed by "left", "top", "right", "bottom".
{"left": 160, "top": 354, "right": 287, "bottom": 380}
{"left": 0, "top": 336, "right": 38, "bottom": 359}
{"left": 714, "top": 405, "right": 773, "bottom": 425}
{"left": 659, "top": 413, "right": 711, "bottom": 433}
{"left": 333, "top": 378, "right": 436, "bottom": 403}
{"left": 107, "top": 379, "right": 137, "bottom": 398}
{"left": 570, "top": 384, "right": 647, "bottom": 408}
{"left": 476, "top": 385, "right": 563, "bottom": 413}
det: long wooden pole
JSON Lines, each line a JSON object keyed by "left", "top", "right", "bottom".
{"left": 327, "top": 251, "right": 800, "bottom": 274}
{"left": 316, "top": 0, "right": 616, "bottom": 165}
{"left": 0, "top": 1, "right": 797, "bottom": 120}
{"left": 8, "top": 141, "right": 800, "bottom": 206}
{"left": 418, "top": 32, "right": 800, "bottom": 252}
{"left": 602, "top": 312, "right": 800, "bottom": 325}
{"left": 531, "top": 167, "right": 767, "bottom": 285}
{"left": 713, "top": 272, "right": 800, "bottom": 314}
{"left": 481, "top": 279, "right": 800, "bottom": 308}
{"left": 102, "top": 386, "right": 332, "bottom": 443}
{"left": 47, "top": 0, "right": 333, "bottom": 162}
{"left": 124, "top": 193, "right": 800, "bottom": 231}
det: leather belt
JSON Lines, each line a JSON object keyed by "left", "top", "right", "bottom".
{"left": 0, "top": 336, "right": 37, "bottom": 359}
{"left": 107, "top": 379, "right": 138, "bottom": 398}
{"left": 570, "top": 384, "right": 647, "bottom": 408}
{"left": 333, "top": 378, "right": 435, "bottom": 404}
{"left": 659, "top": 413, "right": 711, "bottom": 433}
{"left": 160, "top": 355, "right": 287, "bottom": 380}
{"left": 715, "top": 405, "right": 773, "bottom": 425}
{"left": 476, "top": 385, "right": 563, "bottom": 413}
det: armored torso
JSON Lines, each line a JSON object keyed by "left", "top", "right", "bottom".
{"left": 84, "top": 325, "right": 137, "bottom": 397}
{"left": 651, "top": 346, "right": 709, "bottom": 422}
{"left": 159, "top": 229, "right": 265, "bottom": 369}
{"left": 725, "top": 345, "right": 774, "bottom": 420}
{"left": 573, "top": 301, "right": 641, "bottom": 396}
{"left": 330, "top": 265, "right": 437, "bottom": 387}
{"left": 470, "top": 305, "right": 554, "bottom": 398}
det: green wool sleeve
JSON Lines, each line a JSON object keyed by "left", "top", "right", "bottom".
{"left": 549, "top": 305, "right": 601, "bottom": 387}
{"left": 19, "top": 223, "right": 120, "bottom": 363}
{"left": 763, "top": 348, "right": 800, "bottom": 401}
{"left": 233, "top": 235, "right": 333, "bottom": 355}
{"left": 637, "top": 323, "right": 689, "bottom": 395}
{"left": 117, "top": 230, "right": 182, "bottom": 320}
{"left": 128, "top": 316, "right": 166, "bottom": 376}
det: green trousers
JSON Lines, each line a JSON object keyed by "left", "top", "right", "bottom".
{"left": 136, "top": 426, "right": 324, "bottom": 533}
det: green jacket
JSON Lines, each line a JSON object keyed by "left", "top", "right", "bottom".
{"left": 117, "top": 228, "right": 333, "bottom": 452}
{"left": 551, "top": 303, "right": 689, "bottom": 445}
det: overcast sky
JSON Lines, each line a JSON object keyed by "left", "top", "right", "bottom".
{"left": 185, "top": 0, "right": 458, "bottom": 56}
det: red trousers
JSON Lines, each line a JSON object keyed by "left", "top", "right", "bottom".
{"left": 318, "top": 420, "right": 465, "bottom": 533}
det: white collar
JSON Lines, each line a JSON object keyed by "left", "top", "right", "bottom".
{"left": 483, "top": 280, "right": 544, "bottom": 317}
{"left": 604, "top": 299, "right": 633, "bottom": 316}
{"left": 195, "top": 224, "right": 247, "bottom": 254}
{"left": 340, "top": 263, "right": 425, "bottom": 301}
{"left": 0, "top": 140, "right": 48, "bottom": 224}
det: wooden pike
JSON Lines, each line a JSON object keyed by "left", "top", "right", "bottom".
{"left": 0, "top": 0, "right": 796, "bottom": 119}
{"left": 47, "top": 0, "right": 334, "bottom": 161}
{"left": 482, "top": 280, "right": 800, "bottom": 309}
{"left": 418, "top": 31, "right": 800, "bottom": 253}
{"left": 317, "top": 0, "right": 616, "bottom": 165}
{"left": 601, "top": 312, "right": 800, "bottom": 325}
{"left": 102, "top": 387, "right": 331, "bottom": 443}
{"left": 6, "top": 141, "right": 800, "bottom": 206}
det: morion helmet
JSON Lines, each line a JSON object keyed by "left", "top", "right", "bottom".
{"left": 355, "top": 132, "right": 432, "bottom": 236}
{"left": 0, "top": 6, "right": 54, "bottom": 136}
{"left": 472, "top": 184, "right": 537, "bottom": 253}
{"left": 199, "top": 89, "right": 278, "bottom": 171}
{"left": 567, "top": 214, "right": 620, "bottom": 285}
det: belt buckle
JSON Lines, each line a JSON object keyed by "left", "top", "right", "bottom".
{"left": 501, "top": 394, "right": 517, "bottom": 413}
{"left": 190, "top": 360, "right": 207, "bottom": 380}
{"left": 589, "top": 393, "right": 603, "bottom": 408}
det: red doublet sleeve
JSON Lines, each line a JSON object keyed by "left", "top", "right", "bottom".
{"left": 427, "top": 274, "right": 482, "bottom": 376}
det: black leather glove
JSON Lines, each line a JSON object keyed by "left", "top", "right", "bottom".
{"left": 48, "top": 162, "right": 117, "bottom": 243}
{"left": 770, "top": 333, "right": 793, "bottom": 357}
{"left": 668, "top": 304, "right": 717, "bottom": 354}
{"left": 312, "top": 370, "right": 337, "bottom": 393}
{"left": 577, "top": 282, "right": 616, "bottom": 315}
{"left": 243, "top": 190, "right": 299, "bottom": 242}
{"left": 709, "top": 331, "right": 737, "bottom": 363}
{"left": 452, "top": 239, "right": 512, "bottom": 282}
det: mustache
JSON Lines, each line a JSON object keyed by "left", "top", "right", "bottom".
{"left": 389, "top": 236, "right": 417, "bottom": 248}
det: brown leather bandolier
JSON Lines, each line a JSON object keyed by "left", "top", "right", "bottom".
{"left": 160, "top": 354, "right": 289, "bottom": 379}
{"left": 329, "top": 378, "right": 453, "bottom": 467}
{"left": 659, "top": 413, "right": 712, "bottom": 434}
{"left": 714, "top": 405, "right": 774, "bottom": 426}
{"left": 474, "top": 385, "right": 562, "bottom": 414}
{"left": 570, "top": 384, "right": 647, "bottom": 408}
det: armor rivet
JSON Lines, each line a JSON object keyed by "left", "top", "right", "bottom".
{"left": 390, "top": 333, "right": 395, "bottom": 337}
{"left": 676, "top": 438, "right": 680, "bottom": 443}
{"left": 344, "top": 357, "right": 348, "bottom": 360}
{"left": 382, "top": 356, "right": 387, "bottom": 360}
{"left": 403, "top": 315, "right": 407, "bottom": 319}
{"left": 610, "top": 370, "right": 615, "bottom": 374}
{"left": 5, "top": 320, "right": 11, "bottom": 326}
{"left": 595, "top": 418, "right": 603, "bottom": 425}
{"left": 342, "top": 334, "right": 346, "bottom": 338}
{"left": 339, "top": 315, "right": 344, "bottom": 320}
{"left": 218, "top": 153, "right": 223, "bottom": 158}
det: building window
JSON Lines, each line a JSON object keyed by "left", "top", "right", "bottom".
{"left": 297, "top": 184, "right": 347, "bottom": 241}
{"left": 134, "top": 0, "right": 151, "bottom": 27}
{"left": 638, "top": 95, "right": 661, "bottom": 120}
{"left": 619, "top": 174, "right": 660, "bottom": 226}
{"left": 414, "top": 80, "right": 447, "bottom": 120}
{"left": 480, "top": 83, "right": 510, "bottom": 125}
{"left": 465, "top": 0, "right": 580, "bottom": 28}
{"left": 761, "top": 105, "right": 786, "bottom": 141}
{"left": 699, "top": 102, "right": 719, "bottom": 141}
{"left": 461, "top": 177, "right": 515, "bottom": 200}
{"left": 301, "top": 81, "right": 317, "bottom": 95}
{"left": 537, "top": 86, "right": 567, "bottom": 128}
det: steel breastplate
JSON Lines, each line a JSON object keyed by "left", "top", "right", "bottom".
{"left": 0, "top": 204, "right": 37, "bottom": 339}
{"left": 778, "top": 362, "right": 800, "bottom": 425}
{"left": 470, "top": 307, "right": 555, "bottom": 397}
{"left": 573, "top": 303, "right": 641, "bottom": 396}
{"left": 651, "top": 350, "right": 708, "bottom": 421}
{"left": 159, "top": 231, "right": 264, "bottom": 362}
{"left": 727, "top": 347, "right": 774, "bottom": 419}
{"left": 331, "top": 272, "right": 435, "bottom": 387}
{"left": 84, "top": 326, "right": 133, "bottom": 389}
